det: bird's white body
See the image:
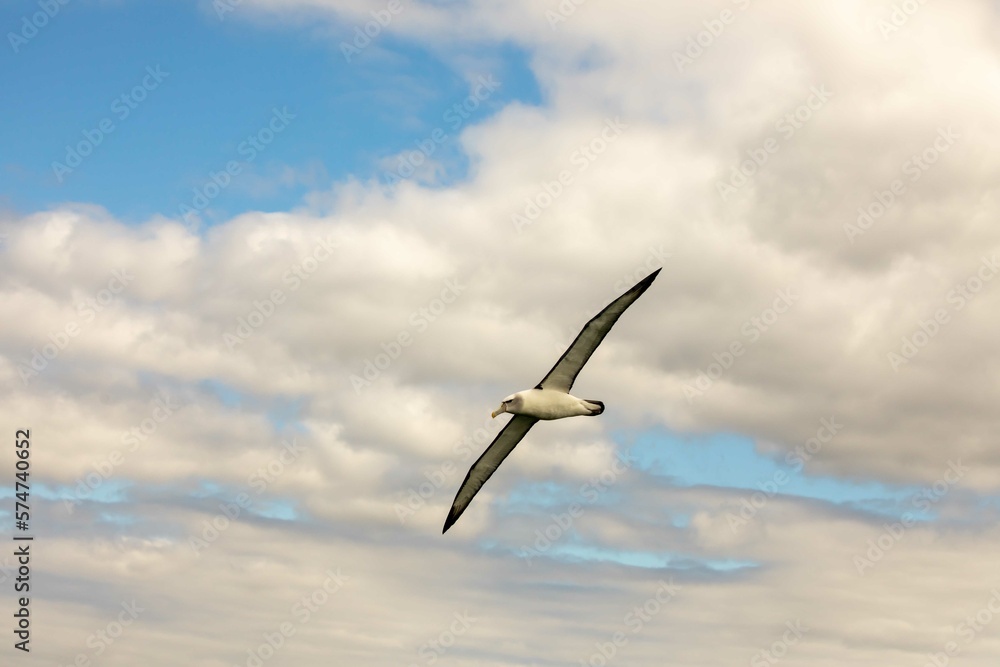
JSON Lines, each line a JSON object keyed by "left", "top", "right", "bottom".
{"left": 497, "top": 389, "right": 604, "bottom": 420}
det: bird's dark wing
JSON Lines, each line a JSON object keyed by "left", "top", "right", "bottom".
{"left": 442, "top": 414, "right": 538, "bottom": 533}
{"left": 537, "top": 268, "right": 660, "bottom": 393}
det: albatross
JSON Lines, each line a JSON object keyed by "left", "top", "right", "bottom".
{"left": 442, "top": 268, "right": 661, "bottom": 533}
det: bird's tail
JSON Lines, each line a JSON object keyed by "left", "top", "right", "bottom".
{"left": 583, "top": 400, "right": 604, "bottom": 415}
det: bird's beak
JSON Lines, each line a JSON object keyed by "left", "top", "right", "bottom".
{"left": 491, "top": 403, "right": 506, "bottom": 419}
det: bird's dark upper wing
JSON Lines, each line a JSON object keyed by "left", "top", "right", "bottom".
{"left": 537, "top": 268, "right": 661, "bottom": 393}
{"left": 442, "top": 414, "right": 538, "bottom": 533}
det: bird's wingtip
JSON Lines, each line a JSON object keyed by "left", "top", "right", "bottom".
{"left": 637, "top": 267, "right": 661, "bottom": 289}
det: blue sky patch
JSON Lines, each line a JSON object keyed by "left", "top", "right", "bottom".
{"left": 2, "top": 1, "right": 541, "bottom": 224}
{"left": 519, "top": 541, "right": 759, "bottom": 573}
{"left": 626, "top": 428, "right": 935, "bottom": 520}
{"left": 198, "top": 378, "right": 306, "bottom": 433}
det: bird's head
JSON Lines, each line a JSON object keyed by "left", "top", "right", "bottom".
{"left": 492, "top": 393, "right": 524, "bottom": 418}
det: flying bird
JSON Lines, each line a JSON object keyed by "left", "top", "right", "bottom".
{"left": 442, "top": 268, "right": 661, "bottom": 533}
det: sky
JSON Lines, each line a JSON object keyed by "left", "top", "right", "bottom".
{"left": 2, "top": 0, "right": 1000, "bottom": 665}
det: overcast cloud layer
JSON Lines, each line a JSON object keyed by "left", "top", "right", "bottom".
{"left": 3, "top": 1, "right": 1000, "bottom": 665}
